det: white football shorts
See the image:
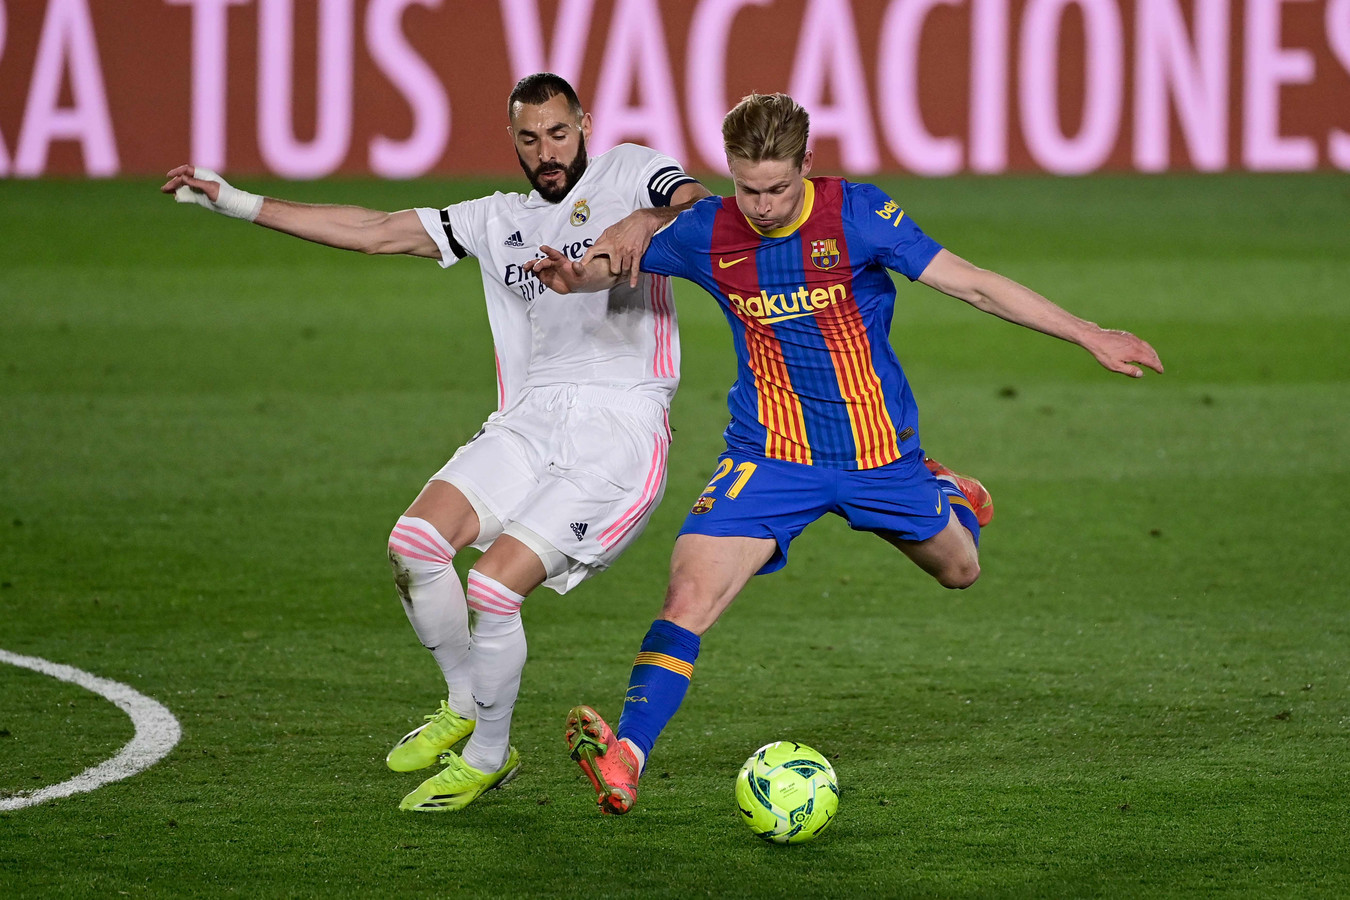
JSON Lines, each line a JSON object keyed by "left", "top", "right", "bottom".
{"left": 429, "top": 384, "right": 671, "bottom": 594}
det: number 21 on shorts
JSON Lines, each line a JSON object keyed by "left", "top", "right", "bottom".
{"left": 701, "top": 457, "right": 758, "bottom": 500}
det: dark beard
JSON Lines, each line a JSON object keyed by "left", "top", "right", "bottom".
{"left": 519, "top": 136, "right": 589, "bottom": 203}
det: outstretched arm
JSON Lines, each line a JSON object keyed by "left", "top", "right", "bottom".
{"left": 918, "top": 249, "right": 1164, "bottom": 378}
{"left": 160, "top": 165, "right": 439, "bottom": 258}
{"left": 524, "top": 244, "right": 624, "bottom": 295}
{"left": 579, "top": 181, "right": 710, "bottom": 287}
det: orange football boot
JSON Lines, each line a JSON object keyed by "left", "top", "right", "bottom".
{"left": 925, "top": 457, "right": 994, "bottom": 527}
{"left": 565, "top": 705, "right": 640, "bottom": 815}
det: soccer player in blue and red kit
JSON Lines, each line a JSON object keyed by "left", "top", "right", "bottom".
{"left": 527, "top": 92, "right": 1163, "bottom": 815}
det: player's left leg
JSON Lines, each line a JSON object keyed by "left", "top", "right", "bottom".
{"left": 895, "top": 457, "right": 992, "bottom": 587}
{"left": 840, "top": 452, "right": 984, "bottom": 589}
{"left": 399, "top": 534, "right": 545, "bottom": 812}
{"left": 882, "top": 514, "right": 981, "bottom": 589}
{"left": 385, "top": 422, "right": 540, "bottom": 774}
{"left": 459, "top": 535, "right": 546, "bottom": 775}
{"left": 398, "top": 745, "right": 522, "bottom": 812}
{"left": 925, "top": 457, "right": 994, "bottom": 528}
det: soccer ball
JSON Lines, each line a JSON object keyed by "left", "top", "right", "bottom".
{"left": 735, "top": 740, "right": 839, "bottom": 844}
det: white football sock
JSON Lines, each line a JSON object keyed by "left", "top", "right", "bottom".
{"left": 461, "top": 570, "right": 527, "bottom": 773}
{"left": 388, "top": 516, "right": 474, "bottom": 718}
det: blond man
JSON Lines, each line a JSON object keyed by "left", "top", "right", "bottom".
{"left": 527, "top": 92, "right": 1161, "bottom": 815}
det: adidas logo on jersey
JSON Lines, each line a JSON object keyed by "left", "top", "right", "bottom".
{"left": 570, "top": 522, "right": 588, "bottom": 541}
{"left": 503, "top": 230, "right": 525, "bottom": 248}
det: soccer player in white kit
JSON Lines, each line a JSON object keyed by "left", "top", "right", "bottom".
{"left": 161, "top": 74, "right": 709, "bottom": 811}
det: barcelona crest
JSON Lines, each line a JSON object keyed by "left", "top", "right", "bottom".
{"left": 571, "top": 199, "right": 590, "bottom": 226}
{"left": 690, "top": 495, "right": 716, "bottom": 515}
{"left": 810, "top": 238, "right": 840, "bottom": 270}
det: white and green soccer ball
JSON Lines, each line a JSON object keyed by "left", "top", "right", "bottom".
{"left": 735, "top": 740, "right": 839, "bottom": 844}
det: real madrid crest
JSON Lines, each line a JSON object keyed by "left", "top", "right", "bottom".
{"left": 810, "top": 238, "right": 840, "bottom": 270}
{"left": 570, "top": 199, "right": 590, "bottom": 226}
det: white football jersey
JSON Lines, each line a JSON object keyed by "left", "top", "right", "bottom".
{"left": 416, "top": 144, "right": 694, "bottom": 412}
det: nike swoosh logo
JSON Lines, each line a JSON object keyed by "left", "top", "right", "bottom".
{"left": 935, "top": 496, "right": 944, "bottom": 513}
{"left": 718, "top": 256, "right": 749, "bottom": 269}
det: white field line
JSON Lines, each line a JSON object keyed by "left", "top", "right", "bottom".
{"left": 0, "top": 648, "right": 182, "bottom": 811}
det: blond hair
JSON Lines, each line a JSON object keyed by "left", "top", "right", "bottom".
{"left": 721, "top": 93, "right": 811, "bottom": 167}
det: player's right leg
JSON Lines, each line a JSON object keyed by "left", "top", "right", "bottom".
{"left": 385, "top": 480, "right": 483, "bottom": 771}
{"left": 567, "top": 455, "right": 822, "bottom": 815}
{"left": 396, "top": 525, "right": 551, "bottom": 812}
{"left": 568, "top": 533, "right": 775, "bottom": 815}
{"left": 385, "top": 421, "right": 541, "bottom": 777}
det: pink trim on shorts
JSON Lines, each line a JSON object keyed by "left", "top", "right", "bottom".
{"left": 599, "top": 432, "right": 668, "bottom": 549}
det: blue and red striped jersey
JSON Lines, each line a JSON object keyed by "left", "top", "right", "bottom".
{"left": 642, "top": 177, "right": 942, "bottom": 470}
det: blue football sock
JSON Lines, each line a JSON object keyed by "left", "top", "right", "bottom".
{"left": 938, "top": 481, "right": 981, "bottom": 546}
{"left": 616, "top": 619, "right": 701, "bottom": 764}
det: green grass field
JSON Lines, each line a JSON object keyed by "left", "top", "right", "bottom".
{"left": 2, "top": 172, "right": 1348, "bottom": 897}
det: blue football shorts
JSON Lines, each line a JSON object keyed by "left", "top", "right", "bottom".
{"left": 677, "top": 449, "right": 951, "bottom": 575}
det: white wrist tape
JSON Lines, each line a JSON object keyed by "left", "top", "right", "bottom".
{"left": 173, "top": 167, "right": 264, "bottom": 222}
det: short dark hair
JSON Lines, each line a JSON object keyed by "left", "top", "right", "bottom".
{"left": 508, "top": 73, "right": 584, "bottom": 120}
